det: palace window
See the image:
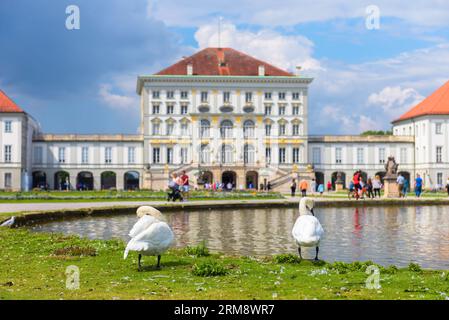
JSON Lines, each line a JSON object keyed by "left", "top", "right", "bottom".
{"left": 278, "top": 92, "right": 286, "bottom": 100}
{"left": 180, "top": 91, "right": 189, "bottom": 99}
{"left": 292, "top": 106, "right": 300, "bottom": 115}
{"left": 181, "top": 104, "right": 188, "bottom": 115}
{"left": 245, "top": 92, "right": 253, "bottom": 103}
{"left": 81, "top": 147, "right": 89, "bottom": 164}
{"left": 265, "top": 124, "right": 272, "bottom": 136}
{"left": 180, "top": 123, "right": 189, "bottom": 136}
{"left": 167, "top": 104, "right": 174, "bottom": 114}
{"left": 264, "top": 105, "right": 272, "bottom": 115}
{"left": 292, "top": 92, "right": 300, "bottom": 100}
{"left": 279, "top": 148, "right": 286, "bottom": 164}
{"left": 243, "top": 120, "right": 255, "bottom": 138}
{"left": 312, "top": 147, "right": 321, "bottom": 164}
{"left": 265, "top": 147, "right": 271, "bottom": 164}
{"left": 128, "top": 147, "right": 135, "bottom": 164}
{"left": 357, "top": 148, "right": 364, "bottom": 164}
{"left": 379, "top": 147, "right": 386, "bottom": 164}
{"left": 105, "top": 147, "right": 112, "bottom": 164}
{"left": 4, "top": 121, "right": 12, "bottom": 133}
{"left": 201, "top": 91, "right": 208, "bottom": 103}
{"left": 4, "top": 145, "right": 12, "bottom": 163}
{"left": 33, "top": 146, "right": 43, "bottom": 164}
{"left": 221, "top": 145, "right": 233, "bottom": 164}
{"left": 180, "top": 148, "right": 188, "bottom": 164}
{"left": 437, "top": 172, "right": 443, "bottom": 186}
{"left": 167, "top": 148, "right": 173, "bottom": 164}
{"left": 152, "top": 148, "right": 160, "bottom": 164}
{"left": 436, "top": 123, "right": 443, "bottom": 135}
{"left": 223, "top": 91, "right": 231, "bottom": 103}
{"left": 166, "top": 123, "right": 175, "bottom": 135}
{"left": 152, "top": 123, "right": 160, "bottom": 135}
{"left": 279, "top": 106, "right": 286, "bottom": 115}
{"left": 199, "top": 120, "right": 210, "bottom": 138}
{"left": 58, "top": 147, "right": 65, "bottom": 163}
{"left": 244, "top": 144, "right": 255, "bottom": 164}
{"left": 293, "top": 148, "right": 300, "bottom": 163}
{"left": 335, "top": 147, "right": 342, "bottom": 164}
{"left": 436, "top": 146, "right": 443, "bottom": 163}
{"left": 220, "top": 120, "right": 233, "bottom": 138}
{"left": 152, "top": 104, "right": 160, "bottom": 114}
{"left": 264, "top": 92, "right": 272, "bottom": 100}
{"left": 400, "top": 148, "right": 407, "bottom": 164}
{"left": 278, "top": 124, "right": 286, "bottom": 136}
{"left": 166, "top": 91, "right": 175, "bottom": 99}
{"left": 292, "top": 124, "right": 300, "bottom": 136}
{"left": 152, "top": 91, "right": 160, "bottom": 99}
{"left": 200, "top": 144, "right": 210, "bottom": 164}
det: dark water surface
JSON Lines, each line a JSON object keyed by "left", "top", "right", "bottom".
{"left": 28, "top": 206, "right": 449, "bottom": 269}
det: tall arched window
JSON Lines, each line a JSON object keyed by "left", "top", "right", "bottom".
{"left": 221, "top": 144, "right": 233, "bottom": 163}
{"left": 243, "top": 120, "right": 255, "bottom": 138}
{"left": 244, "top": 144, "right": 255, "bottom": 164}
{"left": 200, "top": 144, "right": 210, "bottom": 164}
{"left": 200, "top": 119, "right": 210, "bottom": 138}
{"left": 220, "top": 120, "right": 233, "bottom": 138}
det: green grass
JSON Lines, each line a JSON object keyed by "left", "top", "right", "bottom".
{"left": 1, "top": 227, "right": 448, "bottom": 300}
{"left": 0, "top": 190, "right": 284, "bottom": 203}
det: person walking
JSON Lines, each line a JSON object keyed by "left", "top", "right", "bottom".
{"left": 367, "top": 178, "right": 374, "bottom": 199}
{"left": 402, "top": 178, "right": 409, "bottom": 198}
{"left": 352, "top": 171, "right": 361, "bottom": 200}
{"left": 317, "top": 183, "right": 324, "bottom": 196}
{"left": 290, "top": 179, "right": 297, "bottom": 197}
{"left": 310, "top": 179, "right": 316, "bottom": 194}
{"left": 180, "top": 170, "right": 190, "bottom": 202}
{"left": 397, "top": 173, "right": 405, "bottom": 198}
{"left": 414, "top": 174, "right": 423, "bottom": 198}
{"left": 299, "top": 179, "right": 309, "bottom": 197}
{"left": 327, "top": 181, "right": 332, "bottom": 192}
{"left": 372, "top": 175, "right": 382, "bottom": 198}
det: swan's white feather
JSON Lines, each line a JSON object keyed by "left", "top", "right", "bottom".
{"left": 292, "top": 215, "right": 324, "bottom": 247}
{"left": 128, "top": 215, "right": 158, "bottom": 238}
{"left": 124, "top": 221, "right": 174, "bottom": 259}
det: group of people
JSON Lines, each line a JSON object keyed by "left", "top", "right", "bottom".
{"left": 203, "top": 181, "right": 234, "bottom": 191}
{"left": 168, "top": 170, "right": 190, "bottom": 202}
{"left": 349, "top": 170, "right": 383, "bottom": 200}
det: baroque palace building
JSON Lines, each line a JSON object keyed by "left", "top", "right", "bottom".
{"left": 0, "top": 47, "right": 448, "bottom": 191}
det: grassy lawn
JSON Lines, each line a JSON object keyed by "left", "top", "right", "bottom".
{"left": 0, "top": 190, "right": 284, "bottom": 203}
{"left": 1, "top": 228, "right": 448, "bottom": 300}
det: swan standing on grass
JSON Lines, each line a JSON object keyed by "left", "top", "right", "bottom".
{"left": 124, "top": 206, "right": 174, "bottom": 271}
{"left": 292, "top": 198, "right": 324, "bottom": 261}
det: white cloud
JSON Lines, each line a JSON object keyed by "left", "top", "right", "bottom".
{"left": 148, "top": 0, "right": 449, "bottom": 28}
{"left": 367, "top": 86, "right": 424, "bottom": 118}
{"left": 99, "top": 81, "right": 137, "bottom": 110}
{"left": 194, "top": 22, "right": 322, "bottom": 71}
{"left": 320, "top": 105, "right": 378, "bottom": 134}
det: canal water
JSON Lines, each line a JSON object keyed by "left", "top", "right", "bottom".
{"left": 28, "top": 206, "right": 449, "bottom": 269}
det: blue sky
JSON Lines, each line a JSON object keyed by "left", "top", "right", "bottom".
{"left": 1, "top": 0, "right": 449, "bottom": 134}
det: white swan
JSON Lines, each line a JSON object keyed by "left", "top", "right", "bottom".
{"left": 292, "top": 198, "right": 324, "bottom": 260}
{"left": 124, "top": 206, "right": 174, "bottom": 270}
{"left": 0, "top": 216, "right": 15, "bottom": 227}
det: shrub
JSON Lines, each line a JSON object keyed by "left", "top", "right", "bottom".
{"left": 185, "top": 241, "right": 210, "bottom": 257}
{"left": 192, "top": 260, "right": 229, "bottom": 277}
{"left": 273, "top": 254, "right": 302, "bottom": 264}
{"left": 408, "top": 263, "right": 422, "bottom": 273}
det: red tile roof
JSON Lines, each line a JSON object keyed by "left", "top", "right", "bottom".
{"left": 0, "top": 90, "right": 24, "bottom": 113}
{"left": 156, "top": 47, "right": 294, "bottom": 77}
{"left": 394, "top": 80, "right": 449, "bottom": 123}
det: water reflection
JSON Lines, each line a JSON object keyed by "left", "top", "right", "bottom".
{"left": 28, "top": 206, "right": 449, "bottom": 269}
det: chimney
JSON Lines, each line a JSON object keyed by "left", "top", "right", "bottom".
{"left": 187, "top": 63, "right": 193, "bottom": 75}
{"left": 258, "top": 65, "right": 265, "bottom": 76}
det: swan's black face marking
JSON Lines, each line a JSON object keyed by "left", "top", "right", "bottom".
{"left": 310, "top": 208, "right": 315, "bottom": 216}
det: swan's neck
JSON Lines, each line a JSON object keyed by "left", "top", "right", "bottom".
{"left": 299, "top": 202, "right": 312, "bottom": 216}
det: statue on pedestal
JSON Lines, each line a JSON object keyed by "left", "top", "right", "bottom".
{"left": 384, "top": 156, "right": 399, "bottom": 178}
{"left": 383, "top": 156, "right": 400, "bottom": 198}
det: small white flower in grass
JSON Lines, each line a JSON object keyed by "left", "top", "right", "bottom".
{"left": 272, "top": 292, "right": 278, "bottom": 299}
